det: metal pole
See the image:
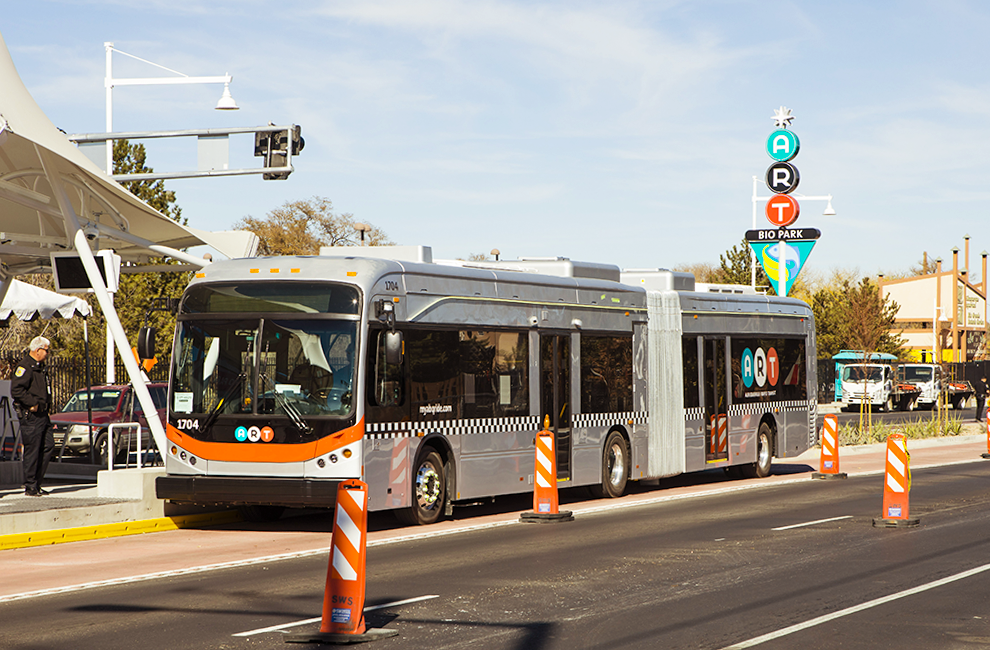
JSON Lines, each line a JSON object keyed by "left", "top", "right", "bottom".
{"left": 105, "top": 42, "right": 114, "bottom": 175}
{"left": 751, "top": 176, "right": 758, "bottom": 287}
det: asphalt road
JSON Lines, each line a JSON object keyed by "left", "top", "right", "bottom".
{"left": 3, "top": 460, "right": 990, "bottom": 649}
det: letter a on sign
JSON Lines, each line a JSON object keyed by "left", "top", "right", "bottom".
{"left": 766, "top": 129, "right": 800, "bottom": 162}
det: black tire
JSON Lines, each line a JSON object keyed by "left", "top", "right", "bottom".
{"left": 395, "top": 450, "right": 445, "bottom": 526}
{"left": 238, "top": 505, "right": 286, "bottom": 522}
{"left": 740, "top": 422, "right": 773, "bottom": 479}
{"left": 93, "top": 430, "right": 110, "bottom": 465}
{"left": 590, "top": 431, "right": 629, "bottom": 498}
{"left": 952, "top": 397, "right": 963, "bottom": 410}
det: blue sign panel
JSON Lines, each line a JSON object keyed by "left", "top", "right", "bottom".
{"left": 748, "top": 239, "right": 817, "bottom": 297}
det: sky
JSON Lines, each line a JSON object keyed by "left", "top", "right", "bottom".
{"left": 5, "top": 1, "right": 990, "bottom": 284}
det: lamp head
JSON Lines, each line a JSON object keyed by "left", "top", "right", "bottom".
{"left": 215, "top": 81, "right": 238, "bottom": 110}
{"left": 822, "top": 196, "right": 836, "bottom": 216}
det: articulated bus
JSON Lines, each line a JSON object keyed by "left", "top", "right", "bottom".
{"left": 156, "top": 246, "right": 817, "bottom": 524}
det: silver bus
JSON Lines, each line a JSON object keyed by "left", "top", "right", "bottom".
{"left": 156, "top": 246, "right": 817, "bottom": 524}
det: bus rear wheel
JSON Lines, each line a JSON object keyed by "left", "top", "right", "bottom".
{"left": 591, "top": 431, "right": 628, "bottom": 499}
{"left": 740, "top": 423, "right": 773, "bottom": 479}
{"left": 396, "top": 450, "right": 446, "bottom": 526}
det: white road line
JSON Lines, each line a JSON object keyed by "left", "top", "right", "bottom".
{"left": 772, "top": 515, "right": 852, "bottom": 531}
{"left": 232, "top": 594, "right": 439, "bottom": 637}
{"left": 722, "top": 562, "right": 990, "bottom": 649}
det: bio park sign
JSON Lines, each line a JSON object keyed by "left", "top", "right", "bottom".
{"left": 747, "top": 107, "right": 819, "bottom": 297}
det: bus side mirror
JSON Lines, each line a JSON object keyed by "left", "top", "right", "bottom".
{"left": 384, "top": 331, "right": 403, "bottom": 365}
{"left": 137, "top": 327, "right": 157, "bottom": 360}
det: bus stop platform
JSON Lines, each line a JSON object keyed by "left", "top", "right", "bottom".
{"left": 0, "top": 467, "right": 237, "bottom": 547}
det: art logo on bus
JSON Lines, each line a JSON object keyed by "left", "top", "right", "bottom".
{"left": 234, "top": 425, "right": 275, "bottom": 442}
{"left": 741, "top": 347, "right": 779, "bottom": 389}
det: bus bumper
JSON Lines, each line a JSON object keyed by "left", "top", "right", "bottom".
{"left": 156, "top": 475, "right": 342, "bottom": 507}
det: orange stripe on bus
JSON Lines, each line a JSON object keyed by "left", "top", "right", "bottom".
{"left": 166, "top": 419, "right": 365, "bottom": 463}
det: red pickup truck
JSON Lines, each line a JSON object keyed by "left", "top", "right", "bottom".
{"left": 50, "top": 383, "right": 167, "bottom": 463}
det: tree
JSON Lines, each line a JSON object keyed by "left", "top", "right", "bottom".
{"left": 711, "top": 239, "right": 775, "bottom": 294}
{"left": 845, "top": 277, "right": 905, "bottom": 357}
{"left": 235, "top": 197, "right": 392, "bottom": 255}
{"left": 809, "top": 272, "right": 905, "bottom": 359}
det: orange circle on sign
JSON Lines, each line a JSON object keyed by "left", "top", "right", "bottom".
{"left": 261, "top": 426, "right": 275, "bottom": 442}
{"left": 767, "top": 348, "right": 779, "bottom": 386}
{"left": 765, "top": 194, "right": 800, "bottom": 227}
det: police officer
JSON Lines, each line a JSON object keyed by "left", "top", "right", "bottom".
{"left": 12, "top": 336, "right": 54, "bottom": 496}
{"left": 976, "top": 376, "right": 988, "bottom": 423}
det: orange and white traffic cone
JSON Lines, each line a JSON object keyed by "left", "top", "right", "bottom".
{"left": 812, "top": 414, "right": 847, "bottom": 479}
{"left": 520, "top": 416, "right": 573, "bottom": 523}
{"left": 872, "top": 434, "right": 920, "bottom": 528}
{"left": 286, "top": 480, "right": 398, "bottom": 644}
{"left": 982, "top": 419, "right": 990, "bottom": 460}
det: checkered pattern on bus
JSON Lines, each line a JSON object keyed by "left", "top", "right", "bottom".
{"left": 571, "top": 412, "right": 648, "bottom": 428}
{"left": 729, "top": 400, "right": 812, "bottom": 417}
{"left": 364, "top": 415, "right": 541, "bottom": 439}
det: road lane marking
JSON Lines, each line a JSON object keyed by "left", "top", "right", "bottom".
{"left": 232, "top": 595, "right": 439, "bottom": 637}
{"left": 772, "top": 515, "right": 852, "bottom": 531}
{"left": 722, "top": 562, "right": 990, "bottom": 648}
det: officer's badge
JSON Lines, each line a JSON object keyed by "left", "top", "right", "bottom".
{"left": 14, "top": 367, "right": 24, "bottom": 377}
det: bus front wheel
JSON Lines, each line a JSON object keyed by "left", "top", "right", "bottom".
{"left": 396, "top": 450, "right": 446, "bottom": 526}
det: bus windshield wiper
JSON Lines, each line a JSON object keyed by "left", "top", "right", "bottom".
{"left": 260, "top": 371, "right": 312, "bottom": 435}
{"left": 200, "top": 372, "right": 245, "bottom": 434}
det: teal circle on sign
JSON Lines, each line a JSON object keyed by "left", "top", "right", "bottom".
{"left": 766, "top": 129, "right": 800, "bottom": 162}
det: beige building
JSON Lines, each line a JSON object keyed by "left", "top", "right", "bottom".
{"left": 879, "top": 238, "right": 988, "bottom": 362}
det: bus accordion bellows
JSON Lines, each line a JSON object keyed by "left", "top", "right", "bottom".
{"left": 156, "top": 246, "right": 817, "bottom": 524}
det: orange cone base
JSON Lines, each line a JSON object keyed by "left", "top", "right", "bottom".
{"left": 520, "top": 510, "right": 574, "bottom": 523}
{"left": 872, "top": 517, "right": 920, "bottom": 528}
{"left": 285, "top": 628, "right": 399, "bottom": 645}
{"left": 811, "top": 472, "right": 848, "bottom": 479}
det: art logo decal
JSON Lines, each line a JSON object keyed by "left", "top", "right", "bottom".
{"left": 234, "top": 425, "right": 275, "bottom": 443}
{"left": 741, "top": 346, "right": 779, "bottom": 391}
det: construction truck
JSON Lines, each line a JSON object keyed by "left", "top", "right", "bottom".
{"left": 840, "top": 363, "right": 921, "bottom": 412}
{"left": 897, "top": 363, "right": 973, "bottom": 410}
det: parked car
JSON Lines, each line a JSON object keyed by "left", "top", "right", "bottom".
{"left": 50, "top": 383, "right": 167, "bottom": 463}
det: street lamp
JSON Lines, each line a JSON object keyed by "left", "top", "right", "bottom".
{"left": 750, "top": 175, "right": 836, "bottom": 287}
{"left": 104, "top": 42, "right": 238, "bottom": 173}
{"left": 102, "top": 42, "right": 238, "bottom": 382}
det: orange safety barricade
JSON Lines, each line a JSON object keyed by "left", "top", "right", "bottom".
{"left": 813, "top": 414, "right": 846, "bottom": 479}
{"left": 286, "top": 480, "right": 398, "bottom": 643}
{"left": 873, "top": 434, "right": 919, "bottom": 527}
{"left": 520, "top": 416, "right": 573, "bottom": 523}
{"left": 709, "top": 414, "right": 728, "bottom": 457}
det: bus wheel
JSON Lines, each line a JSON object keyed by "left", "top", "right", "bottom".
{"left": 397, "top": 450, "right": 445, "bottom": 526}
{"left": 741, "top": 423, "right": 773, "bottom": 479}
{"left": 239, "top": 505, "right": 285, "bottom": 522}
{"left": 592, "top": 431, "right": 628, "bottom": 498}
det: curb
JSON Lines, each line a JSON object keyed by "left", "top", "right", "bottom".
{"left": 0, "top": 509, "right": 243, "bottom": 550}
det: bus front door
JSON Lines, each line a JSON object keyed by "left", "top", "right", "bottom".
{"left": 541, "top": 334, "right": 572, "bottom": 481}
{"left": 704, "top": 337, "right": 729, "bottom": 464}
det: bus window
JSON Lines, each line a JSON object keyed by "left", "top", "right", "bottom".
{"left": 682, "top": 336, "right": 700, "bottom": 408}
{"left": 580, "top": 335, "right": 632, "bottom": 413}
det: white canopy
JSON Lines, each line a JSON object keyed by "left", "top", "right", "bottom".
{"left": 0, "top": 279, "right": 90, "bottom": 321}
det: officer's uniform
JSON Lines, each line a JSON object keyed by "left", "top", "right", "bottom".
{"left": 12, "top": 352, "right": 54, "bottom": 494}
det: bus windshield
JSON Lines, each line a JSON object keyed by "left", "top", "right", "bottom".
{"left": 171, "top": 318, "right": 358, "bottom": 418}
